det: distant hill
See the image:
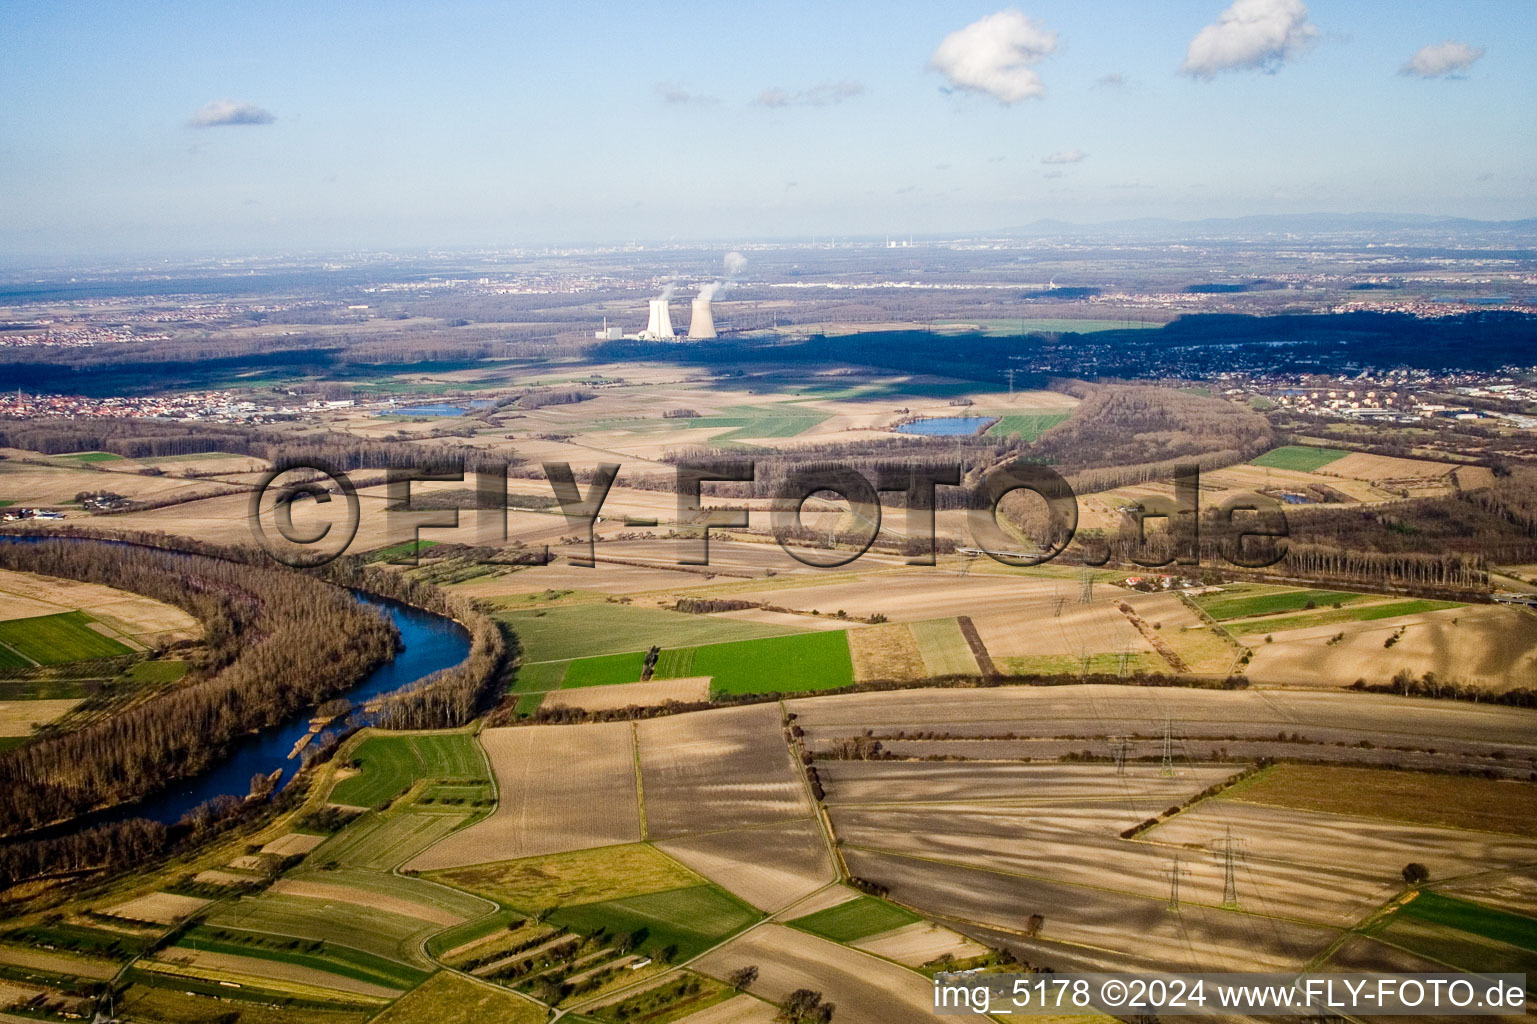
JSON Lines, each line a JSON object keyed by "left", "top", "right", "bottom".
{"left": 1003, "top": 213, "right": 1537, "bottom": 242}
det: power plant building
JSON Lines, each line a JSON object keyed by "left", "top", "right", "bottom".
{"left": 687, "top": 294, "right": 717, "bottom": 339}
{"left": 640, "top": 298, "right": 675, "bottom": 340}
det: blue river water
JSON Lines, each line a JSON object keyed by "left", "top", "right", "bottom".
{"left": 119, "top": 593, "right": 470, "bottom": 824}
{"left": 894, "top": 416, "right": 995, "bottom": 436}
{"left": 386, "top": 401, "right": 491, "bottom": 417}
{"left": 0, "top": 533, "right": 474, "bottom": 833}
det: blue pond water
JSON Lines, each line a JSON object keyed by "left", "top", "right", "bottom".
{"left": 894, "top": 416, "right": 994, "bottom": 436}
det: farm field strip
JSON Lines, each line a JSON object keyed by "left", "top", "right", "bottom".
{"left": 329, "top": 732, "right": 488, "bottom": 808}
{"left": 637, "top": 703, "right": 813, "bottom": 839}
{"left": 0, "top": 610, "right": 134, "bottom": 664}
{"left": 495, "top": 603, "right": 805, "bottom": 663}
{"left": 428, "top": 843, "right": 705, "bottom": 912}
{"left": 654, "top": 818, "right": 836, "bottom": 912}
{"left": 408, "top": 723, "right": 641, "bottom": 868}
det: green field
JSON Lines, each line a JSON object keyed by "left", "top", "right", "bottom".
{"left": 983, "top": 410, "right": 1071, "bottom": 441}
{"left": 431, "top": 844, "right": 704, "bottom": 913}
{"left": 330, "top": 733, "right": 487, "bottom": 808}
{"left": 509, "top": 659, "right": 569, "bottom": 692}
{"left": 1194, "top": 585, "right": 1374, "bottom": 621}
{"left": 370, "top": 971, "right": 544, "bottom": 1024}
{"left": 1368, "top": 903, "right": 1537, "bottom": 983}
{"left": 175, "top": 925, "right": 427, "bottom": 991}
{"left": 563, "top": 651, "right": 648, "bottom": 687}
{"left": 1223, "top": 599, "right": 1462, "bottom": 636}
{"left": 1249, "top": 445, "right": 1350, "bottom": 472}
{"left": 124, "top": 659, "right": 189, "bottom": 684}
{"left": 786, "top": 894, "right": 921, "bottom": 943}
{"left": 57, "top": 451, "right": 124, "bottom": 463}
{"left": 909, "top": 618, "right": 981, "bottom": 676}
{"left": 1399, "top": 893, "right": 1537, "bottom": 953}
{"left": 549, "top": 884, "right": 760, "bottom": 961}
{"left": 0, "top": 611, "right": 134, "bottom": 664}
{"left": 203, "top": 893, "right": 439, "bottom": 966}
{"left": 559, "top": 630, "right": 856, "bottom": 696}
{"left": 0, "top": 645, "right": 30, "bottom": 671}
{"left": 311, "top": 810, "right": 473, "bottom": 870}
{"left": 496, "top": 604, "right": 803, "bottom": 664}
{"left": 556, "top": 630, "right": 856, "bottom": 695}
{"left": 366, "top": 539, "right": 440, "bottom": 563}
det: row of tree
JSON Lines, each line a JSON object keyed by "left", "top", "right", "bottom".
{"left": 0, "top": 535, "right": 398, "bottom": 833}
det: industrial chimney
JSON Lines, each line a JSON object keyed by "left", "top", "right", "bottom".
{"left": 688, "top": 293, "right": 717, "bottom": 339}
{"left": 642, "top": 298, "right": 675, "bottom": 340}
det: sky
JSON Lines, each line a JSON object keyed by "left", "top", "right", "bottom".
{"left": 2, "top": 0, "right": 1534, "bottom": 256}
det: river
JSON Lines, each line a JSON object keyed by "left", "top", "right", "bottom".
{"left": 0, "top": 532, "right": 472, "bottom": 829}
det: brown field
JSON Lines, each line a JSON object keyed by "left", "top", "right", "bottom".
{"left": 637, "top": 703, "right": 812, "bottom": 839}
{"left": 694, "top": 924, "right": 990, "bottom": 1024}
{"left": 1146, "top": 801, "right": 1537, "bottom": 918}
{"left": 1225, "top": 763, "right": 1537, "bottom": 837}
{"left": 100, "top": 890, "right": 210, "bottom": 925}
{"left": 1240, "top": 603, "right": 1537, "bottom": 690}
{"left": 266, "top": 878, "right": 468, "bottom": 928}
{"left": 0, "top": 457, "right": 237, "bottom": 509}
{"left": 1122, "top": 591, "right": 1240, "bottom": 675}
{"left": 841, "top": 845, "right": 1335, "bottom": 973}
{"left": 0, "top": 944, "right": 120, "bottom": 980}
{"left": 193, "top": 868, "right": 261, "bottom": 887}
{"left": 260, "top": 832, "right": 328, "bottom": 856}
{"left": 787, "top": 685, "right": 1537, "bottom": 755}
{"left": 655, "top": 818, "right": 836, "bottom": 912}
{"left": 819, "top": 761, "right": 1235, "bottom": 806}
{"left": 0, "top": 698, "right": 81, "bottom": 736}
{"left": 851, "top": 921, "right": 987, "bottom": 967}
{"left": 406, "top": 722, "right": 639, "bottom": 870}
{"left": 150, "top": 948, "right": 403, "bottom": 999}
{"left": 673, "top": 994, "right": 780, "bottom": 1024}
{"left": 0, "top": 567, "right": 200, "bottom": 642}
{"left": 542, "top": 675, "right": 710, "bottom": 710}
{"left": 847, "top": 622, "right": 924, "bottom": 682}
{"left": 1439, "top": 866, "right": 1537, "bottom": 918}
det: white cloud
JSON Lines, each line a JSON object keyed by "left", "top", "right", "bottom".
{"left": 1400, "top": 41, "right": 1485, "bottom": 78}
{"left": 187, "top": 100, "right": 275, "bottom": 128}
{"left": 1041, "top": 149, "right": 1086, "bottom": 164}
{"left": 752, "top": 81, "right": 863, "bottom": 108}
{"left": 656, "top": 82, "right": 718, "bottom": 105}
{"left": 928, "top": 10, "right": 1059, "bottom": 105}
{"left": 1180, "top": 0, "right": 1318, "bottom": 78}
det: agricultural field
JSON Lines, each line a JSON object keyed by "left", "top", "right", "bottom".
{"left": 787, "top": 894, "right": 920, "bottom": 943}
{"left": 329, "top": 731, "right": 487, "bottom": 808}
{"left": 367, "top": 971, "right": 544, "bottom": 1024}
{"left": 409, "top": 722, "right": 640, "bottom": 868}
{"left": 549, "top": 883, "right": 760, "bottom": 961}
{"left": 1192, "top": 583, "right": 1373, "bottom": 621}
{"left": 496, "top": 602, "right": 803, "bottom": 663}
{"left": 637, "top": 703, "right": 813, "bottom": 838}
{"left": 1364, "top": 892, "right": 1537, "bottom": 980}
{"left": 983, "top": 409, "right": 1072, "bottom": 440}
{"left": 1249, "top": 445, "right": 1349, "bottom": 471}
{"left": 429, "top": 843, "right": 703, "bottom": 912}
{"left": 655, "top": 818, "right": 836, "bottom": 913}
{"left": 0, "top": 610, "right": 134, "bottom": 664}
{"left": 1223, "top": 763, "right": 1537, "bottom": 837}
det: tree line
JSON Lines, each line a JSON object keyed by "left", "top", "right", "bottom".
{"left": 0, "top": 535, "right": 397, "bottom": 833}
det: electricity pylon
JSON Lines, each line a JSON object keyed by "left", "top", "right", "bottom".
{"left": 1212, "top": 826, "right": 1246, "bottom": 908}
{"left": 1160, "top": 717, "right": 1176, "bottom": 777}
{"left": 1078, "top": 567, "right": 1094, "bottom": 604}
{"left": 1166, "top": 855, "right": 1190, "bottom": 912}
{"left": 1113, "top": 738, "right": 1131, "bottom": 775}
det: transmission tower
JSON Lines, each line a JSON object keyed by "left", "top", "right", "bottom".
{"left": 1165, "top": 854, "right": 1190, "bottom": 912}
{"left": 1004, "top": 367, "right": 1017, "bottom": 397}
{"left": 1113, "top": 738, "right": 1131, "bottom": 775}
{"left": 1211, "top": 827, "right": 1246, "bottom": 908}
{"left": 1160, "top": 717, "right": 1175, "bottom": 777}
{"left": 1078, "top": 566, "right": 1094, "bottom": 604}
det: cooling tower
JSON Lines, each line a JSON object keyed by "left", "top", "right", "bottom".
{"left": 688, "top": 295, "right": 717, "bottom": 339}
{"left": 642, "top": 298, "right": 675, "bottom": 339}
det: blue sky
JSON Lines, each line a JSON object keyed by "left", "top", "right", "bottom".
{"left": 2, "top": 1, "right": 1533, "bottom": 255}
